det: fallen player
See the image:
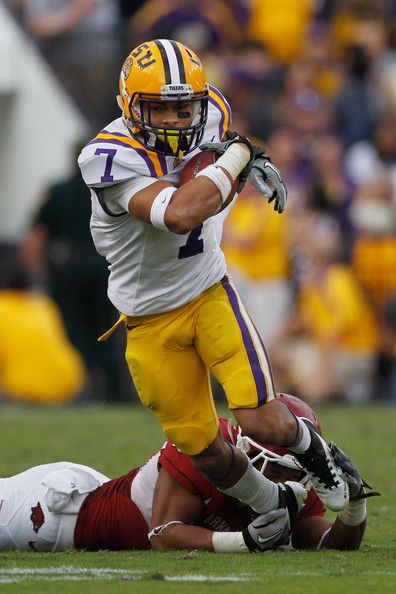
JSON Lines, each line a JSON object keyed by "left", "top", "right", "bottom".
{"left": 0, "top": 394, "right": 378, "bottom": 553}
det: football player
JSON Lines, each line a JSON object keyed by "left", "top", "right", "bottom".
{"left": 0, "top": 395, "right": 377, "bottom": 553}
{"left": 78, "top": 39, "right": 349, "bottom": 524}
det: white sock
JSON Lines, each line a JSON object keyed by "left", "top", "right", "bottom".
{"left": 220, "top": 460, "right": 279, "bottom": 513}
{"left": 288, "top": 417, "right": 311, "bottom": 454}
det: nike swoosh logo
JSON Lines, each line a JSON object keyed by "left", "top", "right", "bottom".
{"left": 256, "top": 527, "right": 283, "bottom": 545}
{"left": 126, "top": 324, "right": 142, "bottom": 331}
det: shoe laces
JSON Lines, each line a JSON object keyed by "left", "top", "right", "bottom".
{"left": 296, "top": 436, "right": 341, "bottom": 490}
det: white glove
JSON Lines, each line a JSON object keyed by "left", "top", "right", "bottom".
{"left": 249, "top": 157, "right": 288, "bottom": 213}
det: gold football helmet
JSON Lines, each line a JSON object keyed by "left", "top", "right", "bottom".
{"left": 118, "top": 39, "right": 208, "bottom": 156}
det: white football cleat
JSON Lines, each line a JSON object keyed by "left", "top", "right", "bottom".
{"left": 293, "top": 421, "right": 349, "bottom": 512}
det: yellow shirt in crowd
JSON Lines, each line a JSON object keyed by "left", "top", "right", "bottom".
{"left": 352, "top": 236, "right": 396, "bottom": 316}
{"left": 223, "top": 195, "right": 290, "bottom": 281}
{"left": 298, "top": 264, "right": 379, "bottom": 352}
{"left": 248, "top": 0, "right": 312, "bottom": 63}
{"left": 0, "top": 291, "right": 85, "bottom": 404}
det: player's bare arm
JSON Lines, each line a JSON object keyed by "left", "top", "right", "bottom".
{"left": 149, "top": 467, "right": 214, "bottom": 551}
{"left": 293, "top": 513, "right": 365, "bottom": 551}
{"left": 148, "top": 465, "right": 295, "bottom": 554}
{"left": 291, "top": 442, "right": 374, "bottom": 551}
{"left": 128, "top": 176, "right": 228, "bottom": 235}
{"left": 127, "top": 99, "right": 251, "bottom": 233}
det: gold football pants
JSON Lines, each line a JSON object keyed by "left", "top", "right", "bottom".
{"left": 124, "top": 275, "right": 275, "bottom": 455}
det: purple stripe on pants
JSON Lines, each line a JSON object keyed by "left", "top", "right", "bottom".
{"left": 221, "top": 276, "right": 268, "bottom": 405}
{"left": 251, "top": 319, "right": 276, "bottom": 398}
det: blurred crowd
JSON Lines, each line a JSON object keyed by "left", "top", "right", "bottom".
{"left": 2, "top": 0, "right": 396, "bottom": 406}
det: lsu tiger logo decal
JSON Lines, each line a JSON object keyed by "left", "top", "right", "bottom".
{"left": 30, "top": 502, "right": 45, "bottom": 533}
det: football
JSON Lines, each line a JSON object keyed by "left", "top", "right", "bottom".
{"left": 179, "top": 150, "right": 239, "bottom": 211}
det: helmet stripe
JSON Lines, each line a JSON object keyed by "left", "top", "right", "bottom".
{"left": 155, "top": 39, "right": 172, "bottom": 84}
{"left": 155, "top": 39, "right": 186, "bottom": 85}
{"left": 169, "top": 40, "right": 186, "bottom": 83}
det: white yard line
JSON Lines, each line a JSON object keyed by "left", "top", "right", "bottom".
{"left": 0, "top": 566, "right": 257, "bottom": 583}
{"left": 0, "top": 566, "right": 395, "bottom": 584}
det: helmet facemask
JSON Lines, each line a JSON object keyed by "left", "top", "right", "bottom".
{"left": 128, "top": 88, "right": 208, "bottom": 157}
{"left": 236, "top": 428, "right": 311, "bottom": 488}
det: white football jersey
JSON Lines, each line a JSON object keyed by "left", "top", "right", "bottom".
{"left": 0, "top": 462, "right": 109, "bottom": 551}
{"left": 78, "top": 85, "right": 232, "bottom": 315}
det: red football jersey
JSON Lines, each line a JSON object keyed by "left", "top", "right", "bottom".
{"left": 74, "top": 468, "right": 150, "bottom": 551}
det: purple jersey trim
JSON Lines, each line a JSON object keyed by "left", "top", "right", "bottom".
{"left": 101, "top": 130, "right": 129, "bottom": 137}
{"left": 208, "top": 96, "right": 225, "bottom": 141}
{"left": 88, "top": 138, "right": 167, "bottom": 177}
{"left": 94, "top": 189, "right": 126, "bottom": 217}
{"left": 221, "top": 276, "right": 268, "bottom": 405}
{"left": 157, "top": 152, "right": 167, "bottom": 174}
{"left": 208, "top": 85, "right": 232, "bottom": 120}
{"left": 208, "top": 85, "right": 232, "bottom": 139}
{"left": 100, "top": 132, "right": 168, "bottom": 175}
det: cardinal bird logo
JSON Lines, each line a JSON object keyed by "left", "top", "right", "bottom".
{"left": 30, "top": 502, "right": 45, "bottom": 533}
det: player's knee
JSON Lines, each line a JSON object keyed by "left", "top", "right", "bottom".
{"left": 165, "top": 423, "right": 217, "bottom": 456}
{"left": 190, "top": 439, "right": 230, "bottom": 479}
{"left": 234, "top": 401, "right": 297, "bottom": 445}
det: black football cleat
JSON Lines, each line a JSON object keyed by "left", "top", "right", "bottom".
{"left": 293, "top": 420, "right": 349, "bottom": 512}
{"left": 329, "top": 442, "right": 381, "bottom": 501}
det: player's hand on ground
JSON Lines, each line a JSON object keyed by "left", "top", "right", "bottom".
{"left": 242, "top": 481, "right": 307, "bottom": 553}
{"left": 242, "top": 508, "right": 292, "bottom": 552}
{"left": 329, "top": 442, "right": 381, "bottom": 501}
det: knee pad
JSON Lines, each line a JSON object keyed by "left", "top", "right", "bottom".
{"left": 165, "top": 421, "right": 218, "bottom": 456}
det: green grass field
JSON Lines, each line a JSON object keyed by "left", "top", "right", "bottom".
{"left": 0, "top": 402, "right": 395, "bottom": 593}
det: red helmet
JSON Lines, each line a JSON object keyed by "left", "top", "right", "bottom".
{"left": 236, "top": 393, "right": 321, "bottom": 474}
